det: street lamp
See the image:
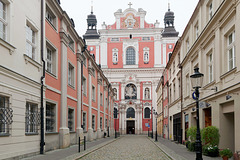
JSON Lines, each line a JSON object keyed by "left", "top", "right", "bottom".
{"left": 148, "top": 120, "right": 150, "bottom": 137}
{"left": 190, "top": 67, "right": 204, "bottom": 160}
{"left": 114, "top": 109, "right": 119, "bottom": 138}
{"left": 151, "top": 107, "right": 154, "bottom": 139}
{"left": 154, "top": 111, "right": 158, "bottom": 142}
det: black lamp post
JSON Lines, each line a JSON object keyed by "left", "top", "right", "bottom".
{"left": 151, "top": 107, "right": 154, "bottom": 139}
{"left": 154, "top": 111, "right": 158, "bottom": 142}
{"left": 148, "top": 120, "right": 150, "bottom": 137}
{"left": 190, "top": 67, "right": 204, "bottom": 160}
{"left": 114, "top": 109, "right": 119, "bottom": 138}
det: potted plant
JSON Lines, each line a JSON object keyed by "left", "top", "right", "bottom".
{"left": 219, "top": 148, "right": 233, "bottom": 160}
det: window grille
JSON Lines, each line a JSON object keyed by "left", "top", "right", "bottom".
{"left": 126, "top": 47, "right": 135, "bottom": 65}
{"left": 92, "top": 115, "right": 95, "bottom": 130}
{"left": 25, "top": 102, "right": 40, "bottom": 133}
{"left": 83, "top": 112, "right": 86, "bottom": 131}
{"left": 68, "top": 108, "right": 74, "bottom": 131}
{"left": 0, "top": 96, "right": 13, "bottom": 134}
{"left": 46, "top": 103, "right": 55, "bottom": 132}
{"left": 100, "top": 117, "right": 102, "bottom": 130}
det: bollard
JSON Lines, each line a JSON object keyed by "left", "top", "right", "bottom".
{"left": 84, "top": 136, "right": 86, "bottom": 150}
{"left": 78, "top": 137, "right": 80, "bottom": 153}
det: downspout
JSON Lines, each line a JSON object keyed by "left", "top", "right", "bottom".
{"left": 81, "top": 39, "right": 87, "bottom": 128}
{"left": 40, "top": 0, "right": 45, "bottom": 154}
{"left": 180, "top": 65, "right": 183, "bottom": 144}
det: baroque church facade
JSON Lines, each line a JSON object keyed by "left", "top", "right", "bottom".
{"left": 84, "top": 4, "right": 178, "bottom": 134}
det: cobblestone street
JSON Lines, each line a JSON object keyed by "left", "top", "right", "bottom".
{"left": 78, "top": 135, "right": 171, "bottom": 160}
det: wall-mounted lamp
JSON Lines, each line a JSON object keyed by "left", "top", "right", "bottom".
{"left": 226, "top": 95, "right": 232, "bottom": 100}
{"left": 183, "top": 112, "right": 186, "bottom": 114}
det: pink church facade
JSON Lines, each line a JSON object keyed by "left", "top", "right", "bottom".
{"left": 84, "top": 5, "right": 178, "bottom": 134}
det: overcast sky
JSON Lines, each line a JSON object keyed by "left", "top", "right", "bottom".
{"left": 60, "top": 0, "right": 199, "bottom": 37}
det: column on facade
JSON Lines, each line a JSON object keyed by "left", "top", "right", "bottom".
{"left": 100, "top": 38, "right": 107, "bottom": 68}
{"left": 103, "top": 84, "right": 107, "bottom": 131}
{"left": 136, "top": 104, "right": 139, "bottom": 134}
{"left": 139, "top": 104, "right": 143, "bottom": 134}
{"left": 59, "top": 29, "right": 70, "bottom": 148}
{"left": 119, "top": 105, "right": 122, "bottom": 133}
{"left": 97, "top": 74, "right": 102, "bottom": 138}
{"left": 88, "top": 64, "right": 93, "bottom": 141}
{"left": 154, "top": 34, "right": 162, "bottom": 67}
{"left": 76, "top": 52, "right": 83, "bottom": 138}
{"left": 122, "top": 105, "right": 125, "bottom": 134}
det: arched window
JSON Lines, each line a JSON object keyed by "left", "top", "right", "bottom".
{"left": 145, "top": 88, "right": 150, "bottom": 99}
{"left": 112, "top": 48, "right": 118, "bottom": 64}
{"left": 125, "top": 83, "right": 137, "bottom": 99}
{"left": 144, "top": 107, "right": 150, "bottom": 118}
{"left": 114, "top": 108, "right": 118, "bottom": 119}
{"left": 126, "top": 47, "right": 135, "bottom": 65}
{"left": 126, "top": 107, "right": 135, "bottom": 118}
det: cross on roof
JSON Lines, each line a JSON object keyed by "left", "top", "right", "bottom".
{"left": 128, "top": 2, "right": 132, "bottom": 8}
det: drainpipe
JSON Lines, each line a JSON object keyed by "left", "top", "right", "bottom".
{"left": 81, "top": 39, "right": 87, "bottom": 128}
{"left": 180, "top": 65, "right": 183, "bottom": 144}
{"left": 40, "top": 0, "right": 45, "bottom": 154}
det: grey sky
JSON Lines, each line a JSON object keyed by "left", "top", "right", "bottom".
{"left": 60, "top": 0, "right": 199, "bottom": 37}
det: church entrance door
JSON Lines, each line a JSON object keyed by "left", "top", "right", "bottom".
{"left": 126, "top": 120, "right": 135, "bottom": 134}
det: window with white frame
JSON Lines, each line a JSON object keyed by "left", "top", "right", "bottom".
{"left": 100, "top": 93, "right": 103, "bottom": 105}
{"left": 46, "top": 5, "right": 56, "bottom": 29}
{"left": 227, "top": 31, "right": 235, "bottom": 71}
{"left": 105, "top": 118, "right": 107, "bottom": 128}
{"left": 0, "top": 95, "right": 10, "bottom": 134}
{"left": 186, "top": 39, "right": 190, "bottom": 52}
{"left": 46, "top": 102, "right": 56, "bottom": 132}
{"left": 92, "top": 86, "right": 96, "bottom": 101}
{"left": 0, "top": 0, "right": 7, "bottom": 40}
{"left": 82, "top": 112, "right": 86, "bottom": 131}
{"left": 25, "top": 102, "right": 39, "bottom": 133}
{"left": 100, "top": 117, "right": 103, "bottom": 130}
{"left": 126, "top": 47, "right": 135, "bottom": 65}
{"left": 208, "top": 53, "right": 213, "bottom": 82}
{"left": 82, "top": 55, "right": 86, "bottom": 67}
{"left": 173, "top": 61, "right": 175, "bottom": 73}
{"left": 112, "top": 48, "right": 118, "bottom": 64}
{"left": 209, "top": 2, "right": 213, "bottom": 20}
{"left": 186, "top": 74, "right": 189, "bottom": 96}
{"left": 144, "top": 107, "right": 150, "bottom": 118}
{"left": 68, "top": 63, "right": 74, "bottom": 87}
{"left": 46, "top": 44, "right": 57, "bottom": 75}
{"left": 68, "top": 108, "right": 74, "bottom": 132}
{"left": 92, "top": 115, "right": 95, "bottom": 130}
{"left": 68, "top": 36, "right": 74, "bottom": 52}
{"left": 143, "top": 47, "right": 149, "bottom": 63}
{"left": 178, "top": 78, "right": 181, "bottom": 99}
{"left": 26, "top": 23, "right": 37, "bottom": 60}
{"left": 83, "top": 77, "right": 87, "bottom": 95}
{"left": 195, "top": 23, "right": 199, "bottom": 40}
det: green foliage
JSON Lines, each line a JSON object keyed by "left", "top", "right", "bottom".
{"left": 203, "top": 145, "right": 219, "bottom": 157}
{"left": 187, "top": 126, "right": 197, "bottom": 142}
{"left": 219, "top": 148, "right": 233, "bottom": 158}
{"left": 201, "top": 126, "right": 220, "bottom": 146}
{"left": 185, "top": 141, "right": 190, "bottom": 148}
{"left": 188, "top": 142, "right": 196, "bottom": 152}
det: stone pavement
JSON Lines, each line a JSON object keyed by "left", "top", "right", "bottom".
{"left": 77, "top": 135, "right": 171, "bottom": 160}
{"left": 22, "top": 136, "right": 115, "bottom": 160}
{"left": 150, "top": 136, "right": 223, "bottom": 160}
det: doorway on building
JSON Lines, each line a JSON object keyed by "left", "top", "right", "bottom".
{"left": 126, "top": 120, "right": 135, "bottom": 134}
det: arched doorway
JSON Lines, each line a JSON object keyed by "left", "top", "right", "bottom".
{"left": 126, "top": 107, "right": 135, "bottom": 134}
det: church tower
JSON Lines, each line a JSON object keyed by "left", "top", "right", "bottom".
{"left": 83, "top": 4, "right": 101, "bottom": 64}
{"left": 162, "top": 3, "right": 179, "bottom": 37}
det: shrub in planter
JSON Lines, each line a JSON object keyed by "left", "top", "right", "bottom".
{"left": 219, "top": 148, "right": 233, "bottom": 159}
{"left": 188, "top": 142, "right": 196, "bottom": 152}
{"left": 201, "top": 126, "right": 220, "bottom": 146}
{"left": 187, "top": 126, "right": 197, "bottom": 142}
{"left": 186, "top": 141, "right": 190, "bottom": 148}
{"left": 203, "top": 145, "right": 219, "bottom": 157}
